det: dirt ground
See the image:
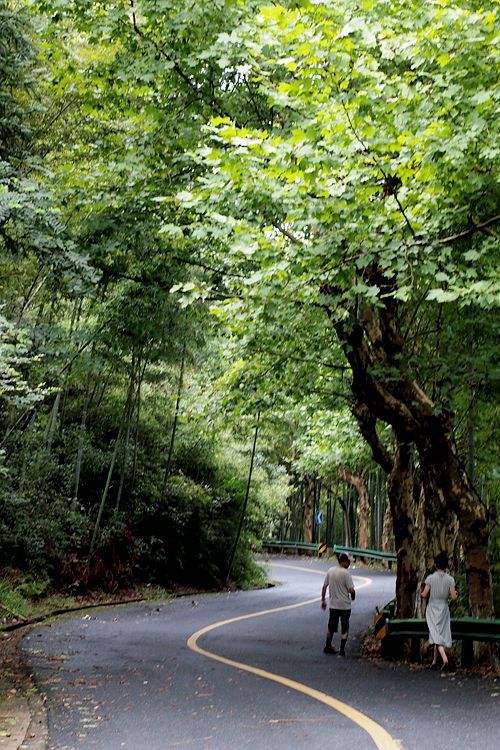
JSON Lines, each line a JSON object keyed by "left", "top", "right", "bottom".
{"left": 0, "top": 630, "right": 47, "bottom": 750}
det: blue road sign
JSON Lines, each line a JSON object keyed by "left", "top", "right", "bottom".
{"left": 315, "top": 510, "right": 324, "bottom": 524}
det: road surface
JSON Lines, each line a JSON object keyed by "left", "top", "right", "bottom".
{"left": 20, "top": 558, "right": 499, "bottom": 750}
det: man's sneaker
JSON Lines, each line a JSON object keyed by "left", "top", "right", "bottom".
{"left": 338, "top": 651, "right": 345, "bottom": 657}
{"left": 323, "top": 645, "right": 337, "bottom": 654}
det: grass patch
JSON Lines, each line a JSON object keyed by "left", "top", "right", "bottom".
{"left": 0, "top": 570, "right": 175, "bottom": 627}
{"left": 0, "top": 573, "right": 78, "bottom": 623}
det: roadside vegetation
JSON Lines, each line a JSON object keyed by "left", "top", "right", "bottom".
{"left": 0, "top": 1, "right": 498, "bottom": 655}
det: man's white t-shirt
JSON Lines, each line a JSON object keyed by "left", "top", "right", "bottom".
{"left": 324, "top": 566, "right": 354, "bottom": 610}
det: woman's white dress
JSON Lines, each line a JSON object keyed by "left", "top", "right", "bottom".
{"left": 425, "top": 571, "right": 455, "bottom": 648}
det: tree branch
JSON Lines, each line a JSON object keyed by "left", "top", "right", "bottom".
{"left": 352, "top": 400, "right": 394, "bottom": 474}
{"left": 272, "top": 221, "right": 304, "bottom": 245}
{"left": 129, "top": 0, "right": 231, "bottom": 121}
{"left": 438, "top": 214, "right": 500, "bottom": 244}
{"left": 337, "top": 93, "right": 416, "bottom": 239}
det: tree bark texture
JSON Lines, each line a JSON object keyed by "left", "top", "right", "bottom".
{"left": 338, "top": 467, "right": 369, "bottom": 550}
{"left": 381, "top": 501, "right": 393, "bottom": 554}
{"left": 353, "top": 400, "right": 420, "bottom": 616}
{"left": 419, "top": 431, "right": 491, "bottom": 617}
{"left": 330, "top": 271, "right": 494, "bottom": 619}
{"left": 303, "top": 474, "right": 314, "bottom": 544}
{"left": 386, "top": 440, "right": 419, "bottom": 619}
{"left": 338, "top": 498, "right": 352, "bottom": 547}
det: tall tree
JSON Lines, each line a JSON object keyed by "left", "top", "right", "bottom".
{"left": 172, "top": 0, "right": 498, "bottom": 617}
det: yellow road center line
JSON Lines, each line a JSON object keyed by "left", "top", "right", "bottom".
{"left": 187, "top": 566, "right": 401, "bottom": 750}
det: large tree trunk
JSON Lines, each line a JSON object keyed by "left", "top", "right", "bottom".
{"left": 352, "top": 401, "right": 418, "bottom": 616}
{"left": 414, "top": 486, "right": 430, "bottom": 602}
{"left": 338, "top": 467, "right": 369, "bottom": 549}
{"left": 386, "top": 440, "right": 420, "bottom": 618}
{"left": 381, "top": 502, "right": 393, "bottom": 554}
{"left": 338, "top": 498, "right": 352, "bottom": 547}
{"left": 303, "top": 474, "right": 314, "bottom": 544}
{"left": 330, "top": 277, "right": 494, "bottom": 621}
{"left": 419, "top": 428, "right": 491, "bottom": 618}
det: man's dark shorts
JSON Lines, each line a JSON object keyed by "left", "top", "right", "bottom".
{"left": 328, "top": 608, "right": 351, "bottom": 635}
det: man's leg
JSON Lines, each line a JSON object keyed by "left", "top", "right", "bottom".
{"left": 324, "top": 611, "right": 339, "bottom": 653}
{"left": 324, "top": 630, "right": 336, "bottom": 654}
{"left": 338, "top": 610, "right": 351, "bottom": 655}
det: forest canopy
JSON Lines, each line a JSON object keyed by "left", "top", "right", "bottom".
{"left": 0, "top": 1, "right": 498, "bottom": 626}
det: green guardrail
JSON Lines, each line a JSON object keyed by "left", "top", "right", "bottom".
{"left": 383, "top": 616, "right": 500, "bottom": 666}
{"left": 387, "top": 617, "right": 500, "bottom": 640}
{"left": 262, "top": 541, "right": 396, "bottom": 563}
{"left": 333, "top": 544, "right": 397, "bottom": 562}
{"left": 263, "top": 540, "right": 319, "bottom": 552}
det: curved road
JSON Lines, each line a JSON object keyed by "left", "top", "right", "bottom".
{"left": 20, "top": 558, "right": 499, "bottom": 750}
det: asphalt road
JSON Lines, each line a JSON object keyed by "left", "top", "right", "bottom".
{"left": 19, "top": 558, "right": 499, "bottom": 750}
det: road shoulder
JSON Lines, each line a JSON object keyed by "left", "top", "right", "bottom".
{"left": 0, "top": 631, "right": 47, "bottom": 750}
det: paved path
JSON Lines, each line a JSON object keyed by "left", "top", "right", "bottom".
{"left": 19, "top": 559, "right": 500, "bottom": 750}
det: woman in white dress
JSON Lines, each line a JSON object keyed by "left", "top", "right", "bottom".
{"left": 421, "top": 551, "right": 458, "bottom": 671}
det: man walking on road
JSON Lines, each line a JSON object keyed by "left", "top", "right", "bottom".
{"left": 321, "top": 553, "right": 356, "bottom": 656}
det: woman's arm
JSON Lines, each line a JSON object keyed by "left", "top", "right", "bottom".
{"left": 450, "top": 584, "right": 458, "bottom": 601}
{"left": 421, "top": 583, "right": 430, "bottom": 599}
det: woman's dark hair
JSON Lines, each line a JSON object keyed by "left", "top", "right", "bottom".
{"left": 434, "top": 551, "right": 448, "bottom": 570}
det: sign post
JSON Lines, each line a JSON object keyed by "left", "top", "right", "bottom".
{"left": 315, "top": 510, "right": 324, "bottom": 552}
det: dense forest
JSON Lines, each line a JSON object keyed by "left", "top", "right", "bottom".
{"left": 0, "top": 1, "right": 498, "bottom": 634}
